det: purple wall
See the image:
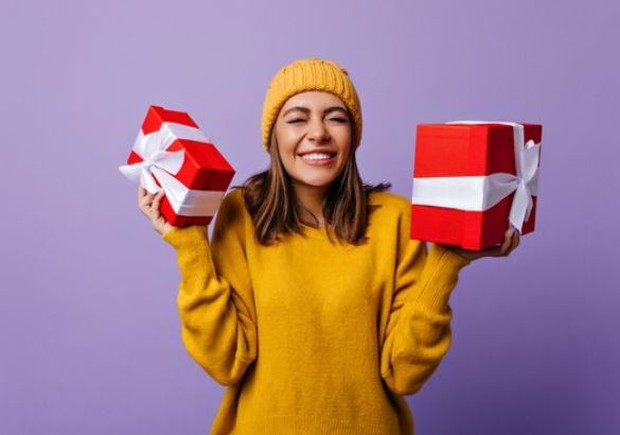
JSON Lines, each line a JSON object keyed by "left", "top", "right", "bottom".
{"left": 2, "top": 0, "right": 618, "bottom": 434}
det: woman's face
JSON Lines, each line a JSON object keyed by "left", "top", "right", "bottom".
{"left": 274, "top": 91, "right": 352, "bottom": 196}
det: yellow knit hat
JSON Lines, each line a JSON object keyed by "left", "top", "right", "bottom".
{"left": 261, "top": 57, "right": 362, "bottom": 151}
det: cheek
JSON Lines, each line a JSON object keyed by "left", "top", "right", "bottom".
{"left": 338, "top": 135, "right": 352, "bottom": 159}
{"left": 275, "top": 138, "right": 296, "bottom": 174}
{"left": 334, "top": 127, "right": 352, "bottom": 150}
{"left": 276, "top": 139, "right": 295, "bottom": 164}
{"left": 274, "top": 126, "right": 297, "bottom": 155}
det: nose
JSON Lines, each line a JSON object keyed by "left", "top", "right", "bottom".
{"left": 308, "top": 117, "right": 330, "bottom": 143}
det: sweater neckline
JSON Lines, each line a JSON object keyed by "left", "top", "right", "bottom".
{"left": 299, "top": 223, "right": 330, "bottom": 240}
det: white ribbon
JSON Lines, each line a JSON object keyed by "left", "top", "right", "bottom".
{"left": 151, "top": 168, "right": 226, "bottom": 217}
{"left": 412, "top": 121, "right": 541, "bottom": 233}
{"left": 119, "top": 122, "right": 224, "bottom": 217}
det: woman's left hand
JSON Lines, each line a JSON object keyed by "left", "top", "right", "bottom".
{"left": 448, "top": 228, "right": 521, "bottom": 262}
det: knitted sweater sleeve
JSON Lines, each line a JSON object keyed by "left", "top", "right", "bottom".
{"left": 162, "top": 191, "right": 257, "bottom": 386}
{"left": 379, "top": 205, "right": 470, "bottom": 396}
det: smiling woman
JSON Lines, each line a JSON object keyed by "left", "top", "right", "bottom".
{"left": 138, "top": 57, "right": 519, "bottom": 435}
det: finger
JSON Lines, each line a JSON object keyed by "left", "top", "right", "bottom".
{"left": 139, "top": 190, "right": 156, "bottom": 209}
{"left": 138, "top": 186, "right": 151, "bottom": 205}
{"left": 500, "top": 229, "right": 513, "bottom": 255}
{"left": 139, "top": 197, "right": 153, "bottom": 213}
{"left": 510, "top": 231, "right": 521, "bottom": 253}
{"left": 513, "top": 230, "right": 520, "bottom": 245}
{"left": 151, "top": 190, "right": 166, "bottom": 213}
{"left": 500, "top": 231, "right": 520, "bottom": 256}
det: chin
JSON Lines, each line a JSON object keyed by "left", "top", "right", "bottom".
{"left": 297, "top": 176, "right": 339, "bottom": 190}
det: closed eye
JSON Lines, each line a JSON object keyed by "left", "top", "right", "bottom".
{"left": 286, "top": 118, "right": 306, "bottom": 124}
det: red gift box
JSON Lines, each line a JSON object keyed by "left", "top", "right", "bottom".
{"left": 411, "top": 121, "right": 542, "bottom": 250}
{"left": 119, "top": 105, "right": 235, "bottom": 227}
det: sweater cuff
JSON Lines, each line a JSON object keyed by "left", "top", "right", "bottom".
{"left": 162, "top": 225, "right": 209, "bottom": 250}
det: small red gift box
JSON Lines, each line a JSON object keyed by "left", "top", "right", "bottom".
{"left": 411, "top": 121, "right": 542, "bottom": 250}
{"left": 119, "top": 105, "right": 235, "bottom": 227}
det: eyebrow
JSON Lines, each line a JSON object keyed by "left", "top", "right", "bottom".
{"left": 281, "top": 106, "right": 349, "bottom": 117}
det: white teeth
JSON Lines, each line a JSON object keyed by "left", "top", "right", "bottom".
{"left": 301, "top": 153, "right": 333, "bottom": 161}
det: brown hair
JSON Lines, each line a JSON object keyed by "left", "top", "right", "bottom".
{"left": 242, "top": 128, "right": 390, "bottom": 245}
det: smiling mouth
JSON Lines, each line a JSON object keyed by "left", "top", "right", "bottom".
{"left": 299, "top": 152, "right": 336, "bottom": 161}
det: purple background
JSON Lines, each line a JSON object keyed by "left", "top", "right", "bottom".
{"left": 2, "top": 0, "right": 619, "bottom": 434}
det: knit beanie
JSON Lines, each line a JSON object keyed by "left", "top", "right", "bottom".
{"left": 261, "top": 57, "right": 362, "bottom": 151}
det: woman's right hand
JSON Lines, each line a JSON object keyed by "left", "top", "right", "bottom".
{"left": 138, "top": 186, "right": 172, "bottom": 235}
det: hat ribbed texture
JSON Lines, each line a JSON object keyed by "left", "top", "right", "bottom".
{"left": 261, "top": 58, "right": 362, "bottom": 151}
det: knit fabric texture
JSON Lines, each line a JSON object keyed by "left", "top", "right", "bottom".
{"left": 162, "top": 189, "right": 470, "bottom": 434}
{"left": 261, "top": 57, "right": 363, "bottom": 151}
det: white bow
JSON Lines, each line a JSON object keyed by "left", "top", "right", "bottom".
{"left": 119, "top": 122, "right": 211, "bottom": 193}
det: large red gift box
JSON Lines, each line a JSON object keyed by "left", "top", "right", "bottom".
{"left": 411, "top": 121, "right": 542, "bottom": 250}
{"left": 119, "top": 105, "right": 235, "bottom": 227}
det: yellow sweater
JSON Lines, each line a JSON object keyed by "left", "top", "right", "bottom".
{"left": 162, "top": 189, "right": 470, "bottom": 435}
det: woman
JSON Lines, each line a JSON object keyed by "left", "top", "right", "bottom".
{"left": 138, "top": 58, "right": 519, "bottom": 434}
